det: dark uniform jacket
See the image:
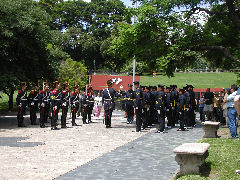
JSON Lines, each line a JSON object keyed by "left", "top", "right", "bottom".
{"left": 70, "top": 92, "right": 80, "bottom": 106}
{"left": 121, "top": 90, "right": 135, "bottom": 107}
{"left": 61, "top": 90, "right": 70, "bottom": 107}
{"left": 165, "top": 92, "right": 172, "bottom": 110}
{"left": 39, "top": 90, "right": 50, "bottom": 107}
{"left": 188, "top": 90, "right": 196, "bottom": 109}
{"left": 50, "top": 88, "right": 62, "bottom": 108}
{"left": 177, "top": 94, "right": 186, "bottom": 112}
{"left": 134, "top": 87, "right": 143, "bottom": 109}
{"left": 184, "top": 91, "right": 191, "bottom": 109}
{"left": 155, "top": 91, "right": 165, "bottom": 110}
{"left": 28, "top": 90, "right": 39, "bottom": 107}
{"left": 143, "top": 91, "right": 151, "bottom": 109}
{"left": 16, "top": 90, "right": 28, "bottom": 106}
{"left": 102, "top": 87, "right": 118, "bottom": 110}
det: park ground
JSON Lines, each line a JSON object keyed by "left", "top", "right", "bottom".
{"left": 0, "top": 72, "right": 240, "bottom": 179}
{"left": 0, "top": 111, "right": 239, "bottom": 180}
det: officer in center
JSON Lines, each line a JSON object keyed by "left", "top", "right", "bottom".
{"left": 133, "top": 81, "right": 143, "bottom": 132}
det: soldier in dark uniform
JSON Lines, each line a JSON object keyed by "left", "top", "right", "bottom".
{"left": 166, "top": 86, "right": 174, "bottom": 128}
{"left": 155, "top": 84, "right": 166, "bottom": 133}
{"left": 87, "top": 87, "right": 94, "bottom": 123}
{"left": 171, "top": 85, "right": 179, "bottom": 126}
{"left": 121, "top": 84, "right": 135, "bottom": 124}
{"left": 187, "top": 84, "right": 196, "bottom": 127}
{"left": 102, "top": 79, "right": 119, "bottom": 128}
{"left": 183, "top": 86, "right": 191, "bottom": 128}
{"left": 39, "top": 82, "right": 50, "bottom": 128}
{"left": 16, "top": 82, "right": 28, "bottom": 127}
{"left": 177, "top": 88, "right": 187, "bottom": 131}
{"left": 61, "top": 82, "right": 70, "bottom": 128}
{"left": 50, "top": 81, "right": 62, "bottom": 130}
{"left": 150, "top": 86, "right": 157, "bottom": 126}
{"left": 133, "top": 81, "right": 143, "bottom": 132}
{"left": 28, "top": 83, "right": 39, "bottom": 125}
{"left": 81, "top": 90, "right": 88, "bottom": 124}
{"left": 70, "top": 86, "right": 80, "bottom": 126}
{"left": 142, "top": 86, "right": 151, "bottom": 129}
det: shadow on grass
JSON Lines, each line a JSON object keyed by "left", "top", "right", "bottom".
{"left": 176, "top": 161, "right": 212, "bottom": 179}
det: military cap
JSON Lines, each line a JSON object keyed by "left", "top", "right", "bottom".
{"left": 20, "top": 82, "right": 26, "bottom": 86}
{"left": 179, "top": 88, "right": 185, "bottom": 93}
{"left": 146, "top": 86, "right": 150, "bottom": 90}
{"left": 158, "top": 84, "right": 164, "bottom": 88}
{"left": 166, "top": 86, "right": 171, "bottom": 90}
{"left": 107, "top": 79, "right": 113, "bottom": 86}
{"left": 62, "top": 82, "right": 69, "bottom": 89}
{"left": 186, "top": 84, "right": 194, "bottom": 88}
{"left": 133, "top": 81, "right": 139, "bottom": 85}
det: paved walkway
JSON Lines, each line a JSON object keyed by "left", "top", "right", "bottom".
{"left": 57, "top": 120, "right": 203, "bottom": 180}
{"left": 0, "top": 111, "right": 152, "bottom": 180}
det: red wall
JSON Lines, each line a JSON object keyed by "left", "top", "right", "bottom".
{"left": 90, "top": 75, "right": 140, "bottom": 91}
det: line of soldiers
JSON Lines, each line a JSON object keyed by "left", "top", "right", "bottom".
{"left": 17, "top": 79, "right": 196, "bottom": 132}
{"left": 16, "top": 81, "right": 94, "bottom": 130}
{"left": 120, "top": 82, "right": 196, "bottom": 132}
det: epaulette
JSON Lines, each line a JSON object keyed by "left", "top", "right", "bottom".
{"left": 30, "top": 90, "right": 34, "bottom": 95}
{"left": 72, "top": 92, "right": 75, "bottom": 95}
{"left": 62, "top": 90, "right": 66, "bottom": 94}
{"left": 52, "top": 89, "right": 57, "bottom": 95}
{"left": 40, "top": 90, "right": 44, "bottom": 94}
{"left": 18, "top": 90, "right": 22, "bottom": 94}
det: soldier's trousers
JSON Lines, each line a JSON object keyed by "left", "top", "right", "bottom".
{"left": 184, "top": 109, "right": 190, "bottom": 127}
{"left": 150, "top": 106, "right": 157, "bottom": 125}
{"left": 135, "top": 108, "right": 143, "bottom": 132}
{"left": 142, "top": 108, "right": 149, "bottom": 128}
{"left": 82, "top": 107, "right": 88, "bottom": 124}
{"left": 105, "top": 109, "right": 113, "bottom": 127}
{"left": 87, "top": 107, "right": 93, "bottom": 122}
{"left": 61, "top": 105, "right": 68, "bottom": 127}
{"left": 30, "top": 105, "right": 37, "bottom": 125}
{"left": 189, "top": 108, "right": 195, "bottom": 126}
{"left": 126, "top": 103, "right": 134, "bottom": 123}
{"left": 40, "top": 106, "right": 48, "bottom": 127}
{"left": 17, "top": 106, "right": 26, "bottom": 127}
{"left": 51, "top": 106, "right": 59, "bottom": 127}
{"left": 178, "top": 110, "right": 185, "bottom": 130}
{"left": 172, "top": 107, "right": 177, "bottom": 126}
{"left": 166, "top": 109, "right": 174, "bottom": 127}
{"left": 72, "top": 104, "right": 79, "bottom": 125}
{"left": 157, "top": 109, "right": 165, "bottom": 132}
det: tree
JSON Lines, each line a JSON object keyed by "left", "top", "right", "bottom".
{"left": 0, "top": 0, "right": 65, "bottom": 110}
{"left": 58, "top": 58, "right": 87, "bottom": 88}
{"left": 109, "top": 0, "right": 240, "bottom": 76}
{"left": 38, "top": 0, "right": 130, "bottom": 72}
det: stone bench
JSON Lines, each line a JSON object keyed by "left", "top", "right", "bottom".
{"left": 202, "top": 121, "right": 220, "bottom": 138}
{"left": 173, "top": 143, "right": 210, "bottom": 176}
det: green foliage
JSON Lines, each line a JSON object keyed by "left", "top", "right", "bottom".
{"left": 109, "top": 0, "right": 240, "bottom": 76}
{"left": 38, "top": 0, "right": 130, "bottom": 72}
{"left": 0, "top": 0, "right": 58, "bottom": 90}
{"left": 59, "top": 58, "right": 87, "bottom": 88}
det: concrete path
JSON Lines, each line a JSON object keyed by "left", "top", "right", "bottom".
{"left": 57, "top": 120, "right": 203, "bottom": 180}
{"left": 0, "top": 110, "right": 203, "bottom": 180}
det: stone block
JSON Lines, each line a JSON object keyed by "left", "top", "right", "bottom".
{"left": 202, "top": 121, "right": 220, "bottom": 138}
{"left": 173, "top": 143, "right": 210, "bottom": 176}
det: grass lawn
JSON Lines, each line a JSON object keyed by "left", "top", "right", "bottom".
{"left": 0, "top": 92, "right": 17, "bottom": 112}
{"left": 176, "top": 128, "right": 240, "bottom": 180}
{"left": 140, "top": 72, "right": 238, "bottom": 88}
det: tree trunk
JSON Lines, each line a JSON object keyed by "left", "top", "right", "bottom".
{"left": 8, "top": 89, "right": 14, "bottom": 111}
